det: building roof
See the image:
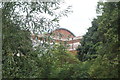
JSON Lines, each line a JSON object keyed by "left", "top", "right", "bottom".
{"left": 54, "top": 28, "right": 76, "bottom": 37}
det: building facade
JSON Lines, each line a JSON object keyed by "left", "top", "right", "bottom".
{"left": 32, "top": 28, "right": 81, "bottom": 55}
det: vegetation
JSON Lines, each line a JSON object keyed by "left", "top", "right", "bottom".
{"left": 77, "top": 2, "right": 119, "bottom": 78}
{"left": 2, "top": 1, "right": 119, "bottom": 79}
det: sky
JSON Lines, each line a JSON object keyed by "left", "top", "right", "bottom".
{"left": 59, "top": 0, "right": 99, "bottom": 36}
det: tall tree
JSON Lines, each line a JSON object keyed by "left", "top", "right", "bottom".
{"left": 77, "top": 2, "right": 119, "bottom": 78}
{"left": 2, "top": 1, "right": 72, "bottom": 78}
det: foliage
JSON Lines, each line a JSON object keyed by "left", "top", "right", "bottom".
{"left": 77, "top": 2, "right": 119, "bottom": 78}
{"left": 2, "top": 1, "right": 73, "bottom": 78}
{"left": 2, "top": 1, "right": 119, "bottom": 79}
{"left": 88, "top": 54, "right": 118, "bottom": 78}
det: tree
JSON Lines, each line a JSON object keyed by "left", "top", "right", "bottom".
{"left": 2, "top": 1, "right": 72, "bottom": 78}
{"left": 77, "top": 2, "right": 119, "bottom": 78}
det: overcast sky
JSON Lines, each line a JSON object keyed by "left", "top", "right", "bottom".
{"left": 59, "top": 0, "right": 99, "bottom": 36}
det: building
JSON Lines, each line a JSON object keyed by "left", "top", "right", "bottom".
{"left": 32, "top": 28, "right": 81, "bottom": 55}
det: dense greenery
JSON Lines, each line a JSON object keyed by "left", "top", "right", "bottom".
{"left": 2, "top": 1, "right": 119, "bottom": 79}
{"left": 77, "top": 2, "right": 119, "bottom": 78}
{"left": 2, "top": 2, "right": 81, "bottom": 78}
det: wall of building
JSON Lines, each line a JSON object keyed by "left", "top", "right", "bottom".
{"left": 32, "top": 28, "right": 81, "bottom": 55}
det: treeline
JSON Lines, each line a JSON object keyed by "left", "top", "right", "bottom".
{"left": 77, "top": 2, "right": 119, "bottom": 78}
{"left": 2, "top": 2, "right": 119, "bottom": 79}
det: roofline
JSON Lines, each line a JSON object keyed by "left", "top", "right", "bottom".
{"left": 55, "top": 28, "right": 76, "bottom": 37}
